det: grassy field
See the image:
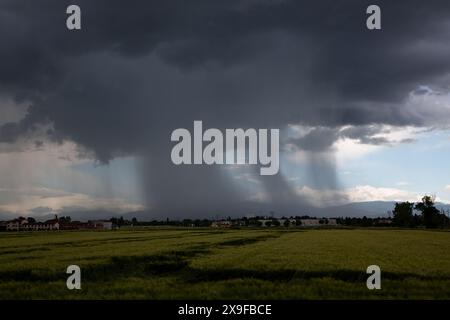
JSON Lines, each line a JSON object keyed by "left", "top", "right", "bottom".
{"left": 0, "top": 227, "right": 449, "bottom": 299}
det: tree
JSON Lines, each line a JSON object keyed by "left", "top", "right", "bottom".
{"left": 392, "top": 201, "right": 414, "bottom": 227}
{"left": 415, "top": 196, "right": 442, "bottom": 228}
{"left": 361, "top": 216, "right": 373, "bottom": 227}
{"left": 59, "top": 216, "right": 71, "bottom": 223}
{"left": 118, "top": 216, "right": 125, "bottom": 227}
{"left": 283, "top": 220, "right": 291, "bottom": 227}
{"left": 27, "top": 217, "right": 36, "bottom": 223}
{"left": 132, "top": 217, "right": 138, "bottom": 225}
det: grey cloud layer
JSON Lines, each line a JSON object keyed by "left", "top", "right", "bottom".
{"left": 1, "top": 0, "right": 450, "bottom": 216}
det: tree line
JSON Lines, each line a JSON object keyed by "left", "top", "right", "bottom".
{"left": 392, "top": 195, "right": 450, "bottom": 228}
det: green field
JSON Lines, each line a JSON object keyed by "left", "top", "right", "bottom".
{"left": 0, "top": 228, "right": 449, "bottom": 299}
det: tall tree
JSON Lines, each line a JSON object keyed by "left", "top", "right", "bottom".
{"left": 393, "top": 202, "right": 414, "bottom": 227}
{"left": 415, "top": 196, "right": 441, "bottom": 228}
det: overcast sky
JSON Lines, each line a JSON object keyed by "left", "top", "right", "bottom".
{"left": 1, "top": 0, "right": 450, "bottom": 219}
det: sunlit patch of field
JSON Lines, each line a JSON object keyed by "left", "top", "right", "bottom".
{"left": 0, "top": 228, "right": 449, "bottom": 299}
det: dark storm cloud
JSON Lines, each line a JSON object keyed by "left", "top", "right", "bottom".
{"left": 1, "top": 0, "right": 450, "bottom": 102}
{"left": 339, "top": 125, "right": 394, "bottom": 146}
{"left": 288, "top": 127, "right": 339, "bottom": 152}
{"left": 0, "top": 105, "right": 49, "bottom": 143}
{"left": 287, "top": 124, "right": 413, "bottom": 154}
{"left": 1, "top": 0, "right": 450, "bottom": 216}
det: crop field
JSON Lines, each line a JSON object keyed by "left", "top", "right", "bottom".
{"left": 0, "top": 228, "right": 449, "bottom": 299}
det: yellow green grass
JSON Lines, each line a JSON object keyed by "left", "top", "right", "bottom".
{"left": 0, "top": 228, "right": 449, "bottom": 299}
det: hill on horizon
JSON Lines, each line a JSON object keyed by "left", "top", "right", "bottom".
{"left": 2, "top": 201, "right": 449, "bottom": 222}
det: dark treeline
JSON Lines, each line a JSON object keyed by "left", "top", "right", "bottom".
{"left": 113, "top": 216, "right": 328, "bottom": 228}
{"left": 4, "top": 196, "right": 448, "bottom": 230}
{"left": 108, "top": 195, "right": 450, "bottom": 229}
{"left": 336, "top": 216, "right": 393, "bottom": 227}
{"left": 111, "top": 216, "right": 216, "bottom": 227}
{"left": 338, "top": 196, "right": 450, "bottom": 228}
{"left": 391, "top": 195, "right": 450, "bottom": 229}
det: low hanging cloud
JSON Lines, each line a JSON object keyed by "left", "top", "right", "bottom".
{"left": 0, "top": 186, "right": 144, "bottom": 215}
{"left": 286, "top": 123, "right": 424, "bottom": 155}
{"left": 296, "top": 185, "right": 423, "bottom": 207}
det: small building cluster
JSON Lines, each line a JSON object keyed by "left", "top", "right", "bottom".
{"left": 0, "top": 216, "right": 115, "bottom": 232}
{"left": 210, "top": 217, "right": 338, "bottom": 228}
{"left": 0, "top": 217, "right": 60, "bottom": 231}
{"left": 258, "top": 218, "right": 338, "bottom": 227}
{"left": 210, "top": 220, "right": 233, "bottom": 228}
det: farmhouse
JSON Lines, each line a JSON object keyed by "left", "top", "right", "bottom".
{"left": 258, "top": 219, "right": 296, "bottom": 227}
{"left": 88, "top": 220, "right": 114, "bottom": 230}
{"left": 211, "top": 220, "right": 232, "bottom": 228}
{"left": 300, "top": 219, "right": 321, "bottom": 227}
{"left": 327, "top": 218, "right": 338, "bottom": 226}
{"left": 300, "top": 218, "right": 338, "bottom": 226}
{"left": 0, "top": 216, "right": 116, "bottom": 232}
{"left": 6, "top": 216, "right": 60, "bottom": 231}
{"left": 60, "top": 221, "right": 90, "bottom": 230}
{"left": 23, "top": 218, "right": 60, "bottom": 231}
{"left": 377, "top": 218, "right": 393, "bottom": 225}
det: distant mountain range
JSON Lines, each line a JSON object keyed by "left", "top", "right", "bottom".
{"left": 311, "top": 201, "right": 399, "bottom": 218}
{"left": 308, "top": 201, "right": 450, "bottom": 218}
{"left": 2, "top": 201, "right": 450, "bottom": 221}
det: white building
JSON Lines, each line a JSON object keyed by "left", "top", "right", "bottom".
{"left": 258, "top": 219, "right": 296, "bottom": 227}
{"left": 299, "top": 219, "right": 321, "bottom": 227}
{"left": 6, "top": 217, "right": 60, "bottom": 231}
{"left": 300, "top": 218, "right": 338, "bottom": 227}
{"left": 327, "top": 218, "right": 338, "bottom": 226}
{"left": 211, "top": 220, "right": 232, "bottom": 228}
{"left": 89, "top": 220, "right": 114, "bottom": 230}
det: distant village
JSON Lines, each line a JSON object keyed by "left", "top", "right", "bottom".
{"left": 4, "top": 196, "right": 450, "bottom": 232}
{"left": 0, "top": 215, "right": 115, "bottom": 232}
{"left": 0, "top": 214, "right": 396, "bottom": 232}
